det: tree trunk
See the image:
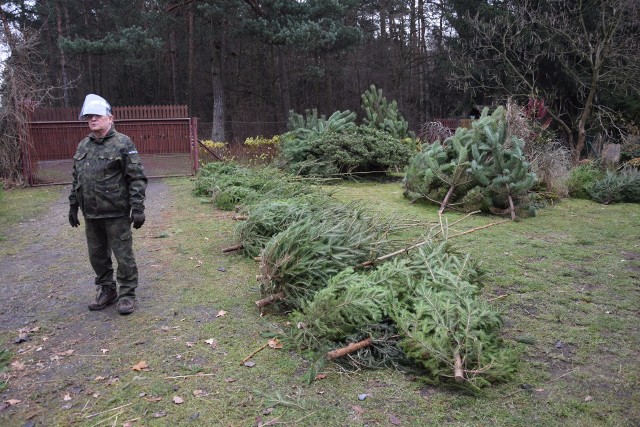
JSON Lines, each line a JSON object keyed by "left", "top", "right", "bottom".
{"left": 507, "top": 193, "right": 516, "bottom": 221}
{"left": 574, "top": 44, "right": 604, "bottom": 163}
{"left": 82, "top": 2, "right": 95, "bottom": 91}
{"left": 277, "top": 47, "right": 291, "bottom": 124}
{"left": 170, "top": 31, "right": 178, "bottom": 105}
{"left": 55, "top": 1, "right": 69, "bottom": 107}
{"left": 379, "top": 0, "right": 387, "bottom": 39}
{"left": 187, "top": 6, "right": 194, "bottom": 114}
{"left": 0, "top": 9, "right": 16, "bottom": 54}
{"left": 211, "top": 21, "right": 226, "bottom": 142}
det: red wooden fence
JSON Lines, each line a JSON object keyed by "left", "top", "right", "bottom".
{"left": 25, "top": 105, "right": 197, "bottom": 186}
{"left": 30, "top": 105, "right": 189, "bottom": 121}
{"left": 434, "top": 118, "right": 472, "bottom": 131}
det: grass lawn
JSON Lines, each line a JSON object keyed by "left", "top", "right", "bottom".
{"left": 0, "top": 177, "right": 638, "bottom": 426}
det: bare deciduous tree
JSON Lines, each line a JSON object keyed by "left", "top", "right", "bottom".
{"left": 1, "top": 10, "right": 57, "bottom": 184}
{"left": 449, "top": 0, "right": 640, "bottom": 163}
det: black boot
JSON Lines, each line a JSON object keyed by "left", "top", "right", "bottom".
{"left": 117, "top": 297, "right": 135, "bottom": 315}
{"left": 88, "top": 286, "right": 117, "bottom": 311}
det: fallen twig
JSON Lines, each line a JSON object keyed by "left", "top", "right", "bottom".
{"left": 355, "top": 239, "right": 431, "bottom": 269}
{"left": 89, "top": 410, "right": 124, "bottom": 427}
{"left": 84, "top": 403, "right": 133, "bottom": 419}
{"left": 258, "top": 415, "right": 283, "bottom": 426}
{"left": 241, "top": 342, "right": 270, "bottom": 365}
{"left": 447, "top": 220, "right": 510, "bottom": 239}
{"left": 487, "top": 294, "right": 508, "bottom": 302}
{"left": 164, "top": 373, "right": 217, "bottom": 379}
{"left": 355, "top": 212, "right": 507, "bottom": 269}
{"left": 434, "top": 210, "right": 481, "bottom": 238}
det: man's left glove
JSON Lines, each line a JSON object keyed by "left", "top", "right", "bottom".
{"left": 131, "top": 210, "right": 145, "bottom": 229}
{"left": 69, "top": 204, "right": 80, "bottom": 227}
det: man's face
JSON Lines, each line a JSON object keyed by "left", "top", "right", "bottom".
{"left": 86, "top": 114, "right": 113, "bottom": 136}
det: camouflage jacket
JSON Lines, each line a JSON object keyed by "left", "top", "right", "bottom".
{"left": 69, "top": 126, "right": 147, "bottom": 219}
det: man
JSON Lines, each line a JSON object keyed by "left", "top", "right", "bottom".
{"left": 68, "top": 94, "right": 147, "bottom": 315}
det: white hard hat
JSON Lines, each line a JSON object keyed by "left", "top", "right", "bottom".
{"left": 79, "top": 94, "right": 112, "bottom": 120}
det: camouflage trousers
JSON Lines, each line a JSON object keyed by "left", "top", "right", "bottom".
{"left": 84, "top": 216, "right": 138, "bottom": 299}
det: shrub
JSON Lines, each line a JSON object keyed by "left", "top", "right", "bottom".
{"left": 280, "top": 126, "right": 412, "bottom": 177}
{"left": 589, "top": 167, "right": 640, "bottom": 204}
{"left": 565, "top": 162, "right": 604, "bottom": 199}
{"left": 620, "top": 135, "right": 640, "bottom": 163}
{"left": 506, "top": 100, "right": 570, "bottom": 198}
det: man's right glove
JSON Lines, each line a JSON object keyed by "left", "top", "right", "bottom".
{"left": 68, "top": 204, "right": 80, "bottom": 227}
{"left": 131, "top": 210, "right": 145, "bottom": 229}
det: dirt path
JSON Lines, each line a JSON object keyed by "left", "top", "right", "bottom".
{"left": 0, "top": 180, "right": 180, "bottom": 422}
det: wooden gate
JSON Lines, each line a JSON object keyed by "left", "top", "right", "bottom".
{"left": 25, "top": 105, "right": 198, "bottom": 185}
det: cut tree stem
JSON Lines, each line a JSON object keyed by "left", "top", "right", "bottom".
{"left": 454, "top": 352, "right": 465, "bottom": 382}
{"left": 326, "top": 337, "right": 373, "bottom": 360}
{"left": 222, "top": 244, "right": 244, "bottom": 253}
{"left": 508, "top": 194, "right": 516, "bottom": 220}
{"left": 255, "top": 292, "right": 285, "bottom": 308}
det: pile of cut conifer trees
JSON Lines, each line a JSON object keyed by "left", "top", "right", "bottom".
{"left": 196, "top": 162, "right": 518, "bottom": 392}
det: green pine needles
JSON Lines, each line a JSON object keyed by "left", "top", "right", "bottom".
{"left": 259, "top": 202, "right": 398, "bottom": 308}
{"left": 278, "top": 85, "right": 415, "bottom": 177}
{"left": 589, "top": 166, "right": 640, "bottom": 204}
{"left": 403, "top": 107, "right": 537, "bottom": 219}
{"left": 289, "top": 238, "right": 517, "bottom": 391}
{"left": 193, "top": 161, "right": 314, "bottom": 211}
{"left": 236, "top": 194, "right": 329, "bottom": 257}
{"left": 198, "top": 159, "right": 518, "bottom": 392}
{"left": 361, "top": 84, "right": 414, "bottom": 140}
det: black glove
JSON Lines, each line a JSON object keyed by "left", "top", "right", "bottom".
{"left": 68, "top": 204, "right": 80, "bottom": 227}
{"left": 131, "top": 210, "right": 145, "bottom": 229}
